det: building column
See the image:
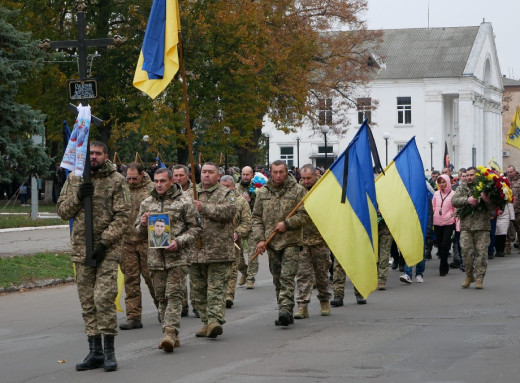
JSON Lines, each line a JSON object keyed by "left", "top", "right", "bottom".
{"left": 458, "top": 92, "right": 476, "bottom": 167}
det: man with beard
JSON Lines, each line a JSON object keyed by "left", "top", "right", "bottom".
{"left": 57, "top": 141, "right": 130, "bottom": 372}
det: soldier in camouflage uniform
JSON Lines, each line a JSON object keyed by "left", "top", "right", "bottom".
{"left": 252, "top": 160, "right": 309, "bottom": 326}
{"left": 330, "top": 259, "right": 367, "bottom": 306}
{"left": 135, "top": 168, "right": 201, "bottom": 352}
{"left": 235, "top": 166, "right": 259, "bottom": 288}
{"left": 57, "top": 141, "right": 130, "bottom": 372}
{"left": 119, "top": 162, "right": 157, "bottom": 331}
{"left": 294, "top": 165, "right": 331, "bottom": 319}
{"left": 452, "top": 166, "right": 493, "bottom": 289}
{"left": 220, "top": 176, "right": 252, "bottom": 308}
{"left": 173, "top": 164, "right": 194, "bottom": 317}
{"left": 377, "top": 219, "right": 393, "bottom": 290}
{"left": 507, "top": 165, "right": 520, "bottom": 246}
{"left": 190, "top": 163, "right": 237, "bottom": 339}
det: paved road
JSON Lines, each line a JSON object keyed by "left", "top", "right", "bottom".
{"left": 1, "top": 252, "right": 520, "bottom": 383}
{"left": 0, "top": 225, "right": 70, "bottom": 257}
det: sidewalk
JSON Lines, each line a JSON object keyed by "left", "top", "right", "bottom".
{"left": 0, "top": 225, "right": 70, "bottom": 257}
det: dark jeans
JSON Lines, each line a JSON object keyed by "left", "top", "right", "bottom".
{"left": 434, "top": 224, "right": 455, "bottom": 275}
{"left": 495, "top": 234, "right": 506, "bottom": 253}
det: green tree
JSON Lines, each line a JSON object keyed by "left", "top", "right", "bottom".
{"left": 0, "top": 7, "right": 52, "bottom": 183}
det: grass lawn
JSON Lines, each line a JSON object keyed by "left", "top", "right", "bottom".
{"left": 0, "top": 203, "right": 66, "bottom": 229}
{"left": 0, "top": 253, "right": 73, "bottom": 289}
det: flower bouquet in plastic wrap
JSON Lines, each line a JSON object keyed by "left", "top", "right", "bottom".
{"left": 457, "top": 166, "right": 513, "bottom": 219}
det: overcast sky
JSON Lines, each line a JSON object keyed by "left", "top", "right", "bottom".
{"left": 363, "top": 0, "right": 520, "bottom": 79}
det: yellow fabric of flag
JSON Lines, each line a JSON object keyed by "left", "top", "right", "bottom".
{"left": 506, "top": 106, "right": 520, "bottom": 150}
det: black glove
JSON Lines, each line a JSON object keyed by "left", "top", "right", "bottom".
{"left": 77, "top": 181, "right": 94, "bottom": 201}
{"left": 91, "top": 243, "right": 108, "bottom": 262}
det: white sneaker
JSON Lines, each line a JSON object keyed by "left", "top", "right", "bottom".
{"left": 416, "top": 275, "right": 424, "bottom": 283}
{"left": 399, "top": 274, "right": 412, "bottom": 284}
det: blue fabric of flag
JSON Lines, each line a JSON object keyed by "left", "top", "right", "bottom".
{"left": 141, "top": 0, "right": 166, "bottom": 79}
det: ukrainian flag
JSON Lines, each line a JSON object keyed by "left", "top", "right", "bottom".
{"left": 303, "top": 122, "right": 378, "bottom": 298}
{"left": 133, "top": 0, "right": 180, "bottom": 99}
{"left": 376, "top": 137, "right": 429, "bottom": 267}
{"left": 506, "top": 106, "right": 520, "bottom": 150}
{"left": 488, "top": 157, "right": 502, "bottom": 173}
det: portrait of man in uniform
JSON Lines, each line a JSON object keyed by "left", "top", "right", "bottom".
{"left": 148, "top": 214, "right": 170, "bottom": 248}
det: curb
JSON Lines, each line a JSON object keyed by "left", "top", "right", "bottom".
{"left": 0, "top": 277, "right": 75, "bottom": 294}
{"left": 0, "top": 225, "right": 69, "bottom": 233}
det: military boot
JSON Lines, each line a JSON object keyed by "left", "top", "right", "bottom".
{"left": 103, "top": 335, "right": 117, "bottom": 372}
{"left": 320, "top": 301, "right": 331, "bottom": 316}
{"left": 195, "top": 324, "right": 208, "bottom": 337}
{"left": 330, "top": 297, "right": 344, "bottom": 307}
{"left": 206, "top": 323, "right": 223, "bottom": 338}
{"left": 475, "top": 280, "right": 484, "bottom": 289}
{"left": 75, "top": 335, "right": 104, "bottom": 371}
{"left": 159, "top": 327, "right": 177, "bottom": 352}
{"left": 119, "top": 319, "right": 143, "bottom": 330}
{"left": 294, "top": 304, "right": 309, "bottom": 319}
{"left": 238, "top": 274, "right": 247, "bottom": 286}
{"left": 461, "top": 275, "right": 475, "bottom": 288}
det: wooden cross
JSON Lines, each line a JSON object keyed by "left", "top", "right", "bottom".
{"left": 39, "top": 0, "right": 126, "bottom": 266}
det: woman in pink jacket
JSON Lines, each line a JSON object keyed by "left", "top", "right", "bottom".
{"left": 432, "top": 174, "right": 456, "bottom": 276}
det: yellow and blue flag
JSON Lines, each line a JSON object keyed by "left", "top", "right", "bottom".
{"left": 376, "top": 137, "right": 429, "bottom": 267}
{"left": 303, "top": 121, "right": 380, "bottom": 298}
{"left": 506, "top": 106, "right": 520, "bottom": 150}
{"left": 488, "top": 157, "right": 502, "bottom": 173}
{"left": 133, "top": 0, "right": 180, "bottom": 99}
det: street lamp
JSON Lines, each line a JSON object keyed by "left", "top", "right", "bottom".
{"left": 383, "top": 132, "right": 391, "bottom": 166}
{"left": 223, "top": 126, "right": 231, "bottom": 172}
{"left": 142, "top": 135, "right": 149, "bottom": 167}
{"left": 264, "top": 132, "right": 270, "bottom": 167}
{"left": 428, "top": 137, "right": 435, "bottom": 171}
{"left": 321, "top": 125, "right": 330, "bottom": 168}
{"left": 296, "top": 136, "right": 300, "bottom": 168}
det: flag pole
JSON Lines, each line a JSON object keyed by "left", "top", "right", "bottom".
{"left": 178, "top": 30, "right": 198, "bottom": 201}
{"left": 250, "top": 199, "right": 305, "bottom": 262}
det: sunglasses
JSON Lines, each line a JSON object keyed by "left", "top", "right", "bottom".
{"left": 126, "top": 177, "right": 139, "bottom": 180}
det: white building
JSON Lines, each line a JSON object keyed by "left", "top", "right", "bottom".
{"left": 263, "top": 23, "right": 504, "bottom": 172}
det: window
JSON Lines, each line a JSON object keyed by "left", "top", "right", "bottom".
{"left": 318, "top": 146, "right": 333, "bottom": 154}
{"left": 397, "top": 97, "right": 411, "bottom": 124}
{"left": 280, "top": 146, "right": 294, "bottom": 168}
{"left": 397, "top": 143, "right": 406, "bottom": 153}
{"left": 318, "top": 98, "right": 332, "bottom": 125}
{"left": 357, "top": 97, "right": 372, "bottom": 124}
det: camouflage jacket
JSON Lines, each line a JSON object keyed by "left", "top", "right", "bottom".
{"left": 57, "top": 161, "right": 131, "bottom": 263}
{"left": 509, "top": 173, "right": 520, "bottom": 212}
{"left": 252, "top": 175, "right": 309, "bottom": 251}
{"left": 236, "top": 181, "right": 255, "bottom": 210}
{"left": 452, "top": 181, "right": 492, "bottom": 231}
{"left": 124, "top": 172, "right": 154, "bottom": 244}
{"left": 301, "top": 186, "right": 325, "bottom": 246}
{"left": 190, "top": 183, "right": 237, "bottom": 264}
{"left": 232, "top": 190, "right": 252, "bottom": 239}
{"left": 135, "top": 183, "right": 201, "bottom": 270}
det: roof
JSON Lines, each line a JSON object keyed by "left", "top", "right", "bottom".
{"left": 374, "top": 26, "right": 480, "bottom": 80}
{"left": 502, "top": 77, "right": 520, "bottom": 87}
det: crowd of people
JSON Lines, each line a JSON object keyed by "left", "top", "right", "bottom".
{"left": 56, "top": 141, "right": 519, "bottom": 372}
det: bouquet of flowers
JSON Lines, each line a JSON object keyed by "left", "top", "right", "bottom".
{"left": 457, "top": 166, "right": 513, "bottom": 219}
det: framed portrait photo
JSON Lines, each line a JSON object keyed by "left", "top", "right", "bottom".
{"left": 148, "top": 213, "right": 171, "bottom": 249}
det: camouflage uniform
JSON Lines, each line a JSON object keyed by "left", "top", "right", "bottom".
{"left": 226, "top": 192, "right": 252, "bottom": 302}
{"left": 190, "top": 183, "right": 236, "bottom": 327}
{"left": 332, "top": 258, "right": 364, "bottom": 300}
{"left": 452, "top": 182, "right": 492, "bottom": 283}
{"left": 135, "top": 183, "right": 201, "bottom": 334}
{"left": 236, "top": 181, "right": 259, "bottom": 282}
{"left": 252, "top": 176, "right": 309, "bottom": 316}
{"left": 121, "top": 172, "right": 157, "bottom": 322}
{"left": 57, "top": 161, "right": 130, "bottom": 336}
{"left": 180, "top": 179, "right": 195, "bottom": 313}
{"left": 509, "top": 173, "right": 520, "bottom": 243}
{"left": 377, "top": 221, "right": 393, "bottom": 286}
{"left": 295, "top": 215, "right": 331, "bottom": 305}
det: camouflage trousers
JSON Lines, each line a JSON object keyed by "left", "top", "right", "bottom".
{"left": 226, "top": 245, "right": 241, "bottom": 301}
{"left": 267, "top": 246, "right": 300, "bottom": 314}
{"left": 237, "top": 236, "right": 259, "bottom": 282}
{"left": 460, "top": 230, "right": 489, "bottom": 282}
{"left": 121, "top": 242, "right": 157, "bottom": 320}
{"left": 377, "top": 233, "right": 393, "bottom": 285}
{"left": 76, "top": 259, "right": 118, "bottom": 336}
{"left": 190, "top": 262, "right": 233, "bottom": 325}
{"left": 332, "top": 258, "right": 362, "bottom": 299}
{"left": 295, "top": 243, "right": 331, "bottom": 304}
{"left": 151, "top": 266, "right": 188, "bottom": 332}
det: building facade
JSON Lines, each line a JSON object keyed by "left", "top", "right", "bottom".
{"left": 263, "top": 23, "right": 504, "bottom": 172}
